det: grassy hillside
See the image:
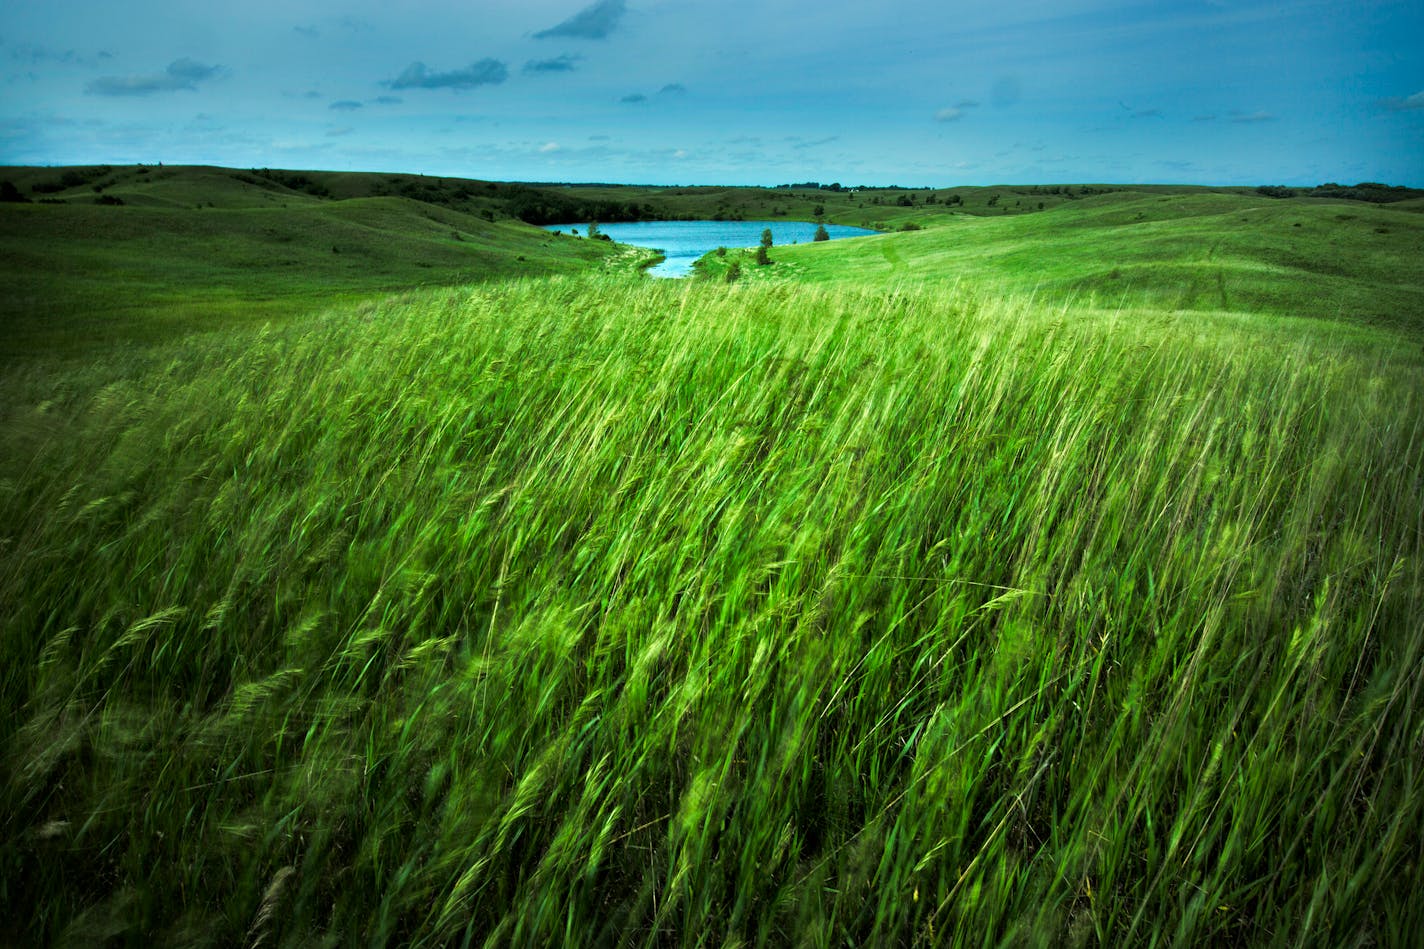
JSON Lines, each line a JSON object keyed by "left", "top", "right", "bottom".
{"left": 701, "top": 191, "right": 1424, "bottom": 333}
{"left": 0, "top": 188, "right": 630, "bottom": 355}
{"left": 3, "top": 276, "right": 1421, "bottom": 944}
{"left": 7, "top": 165, "right": 1420, "bottom": 353}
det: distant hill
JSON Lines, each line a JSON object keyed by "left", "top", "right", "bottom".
{"left": 0, "top": 166, "right": 641, "bottom": 356}
{"left": 5, "top": 164, "right": 1422, "bottom": 354}
{"left": 704, "top": 190, "right": 1424, "bottom": 333}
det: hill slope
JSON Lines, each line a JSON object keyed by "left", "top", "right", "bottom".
{"left": 0, "top": 191, "right": 625, "bottom": 355}
{"left": 705, "top": 192, "right": 1424, "bottom": 332}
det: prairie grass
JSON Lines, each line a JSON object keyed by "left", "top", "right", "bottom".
{"left": 2, "top": 277, "right": 1422, "bottom": 944}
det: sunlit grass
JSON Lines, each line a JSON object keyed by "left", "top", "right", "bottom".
{"left": 3, "top": 276, "right": 1421, "bottom": 944}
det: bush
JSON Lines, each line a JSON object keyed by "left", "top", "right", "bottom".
{"left": 725, "top": 260, "right": 741, "bottom": 282}
{"left": 755, "top": 245, "right": 771, "bottom": 266}
{"left": 814, "top": 225, "right": 830, "bottom": 242}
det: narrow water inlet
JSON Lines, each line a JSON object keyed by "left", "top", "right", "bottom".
{"left": 543, "top": 220, "right": 879, "bottom": 277}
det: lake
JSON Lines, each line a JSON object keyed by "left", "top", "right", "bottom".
{"left": 542, "top": 220, "right": 879, "bottom": 278}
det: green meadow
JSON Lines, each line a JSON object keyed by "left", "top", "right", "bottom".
{"left": 3, "top": 166, "right": 1423, "bottom": 945}
{"left": 699, "top": 191, "right": 1424, "bottom": 333}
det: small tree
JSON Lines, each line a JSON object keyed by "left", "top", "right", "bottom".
{"left": 587, "top": 221, "right": 601, "bottom": 239}
{"left": 755, "top": 244, "right": 771, "bottom": 266}
{"left": 760, "top": 228, "right": 773, "bottom": 248}
{"left": 725, "top": 260, "right": 742, "bottom": 283}
{"left": 813, "top": 224, "right": 830, "bottom": 242}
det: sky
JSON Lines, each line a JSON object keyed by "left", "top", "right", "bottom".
{"left": 2, "top": 0, "right": 1421, "bottom": 186}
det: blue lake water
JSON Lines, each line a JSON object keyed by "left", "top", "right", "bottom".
{"left": 542, "top": 220, "right": 880, "bottom": 278}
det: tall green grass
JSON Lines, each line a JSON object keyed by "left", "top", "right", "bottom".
{"left": 3, "top": 277, "right": 1421, "bottom": 944}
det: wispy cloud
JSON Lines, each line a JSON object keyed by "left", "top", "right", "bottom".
{"left": 524, "top": 54, "right": 581, "bottom": 74}
{"left": 11, "top": 43, "right": 112, "bottom": 67}
{"left": 620, "top": 93, "right": 646, "bottom": 104}
{"left": 330, "top": 100, "right": 362, "bottom": 111}
{"left": 385, "top": 60, "right": 508, "bottom": 91}
{"left": 371, "top": 95, "right": 402, "bottom": 105}
{"left": 659, "top": 83, "right": 687, "bottom": 95}
{"left": 85, "top": 58, "right": 222, "bottom": 96}
{"left": 535, "top": 0, "right": 628, "bottom": 40}
{"left": 936, "top": 99, "right": 981, "bottom": 122}
{"left": 1381, "top": 91, "right": 1424, "bottom": 112}
{"left": 1230, "top": 110, "right": 1275, "bottom": 123}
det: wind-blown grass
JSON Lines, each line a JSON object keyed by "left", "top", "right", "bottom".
{"left": 3, "top": 277, "right": 1422, "bottom": 944}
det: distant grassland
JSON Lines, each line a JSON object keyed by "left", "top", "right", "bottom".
{"left": 5, "top": 165, "right": 1422, "bottom": 352}
{"left": 3, "top": 276, "right": 1422, "bottom": 944}
{"left": 699, "top": 191, "right": 1424, "bottom": 333}
{"left": 0, "top": 192, "right": 627, "bottom": 355}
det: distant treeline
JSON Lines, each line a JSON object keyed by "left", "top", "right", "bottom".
{"left": 1257, "top": 182, "right": 1422, "bottom": 203}
{"left": 7, "top": 164, "right": 1421, "bottom": 222}
{"left": 501, "top": 191, "right": 653, "bottom": 225}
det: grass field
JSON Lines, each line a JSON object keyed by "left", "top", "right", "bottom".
{"left": 3, "top": 169, "right": 1423, "bottom": 945}
{"left": 698, "top": 191, "right": 1424, "bottom": 333}
{"left": 0, "top": 180, "right": 635, "bottom": 356}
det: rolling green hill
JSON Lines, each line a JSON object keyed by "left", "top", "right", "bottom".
{"left": 700, "top": 191, "right": 1424, "bottom": 333}
{"left": 0, "top": 178, "right": 635, "bottom": 355}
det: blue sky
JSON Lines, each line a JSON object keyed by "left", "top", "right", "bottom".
{"left": 2, "top": 0, "right": 1420, "bottom": 186}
